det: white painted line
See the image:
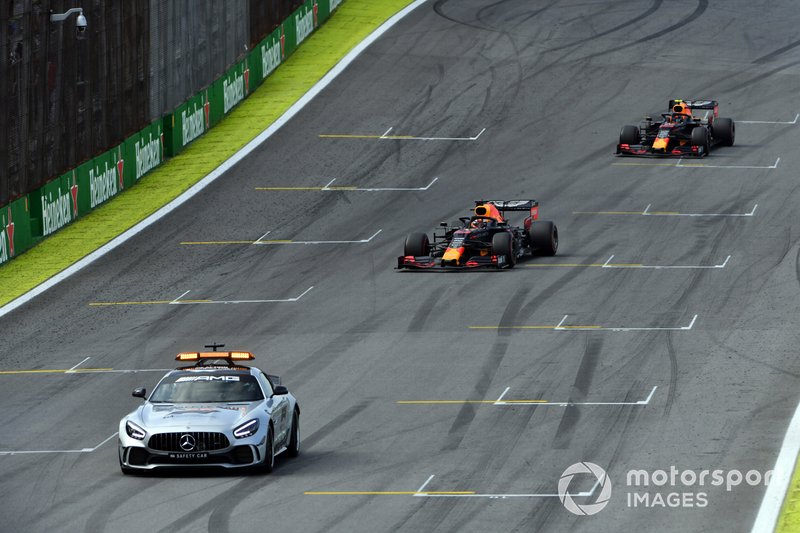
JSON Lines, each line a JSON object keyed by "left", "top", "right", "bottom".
{"left": 606, "top": 314, "right": 697, "bottom": 332}
{"left": 751, "top": 397, "right": 800, "bottom": 532}
{"left": 322, "top": 178, "right": 337, "bottom": 191}
{"left": 355, "top": 177, "right": 439, "bottom": 192}
{"left": 380, "top": 127, "right": 393, "bottom": 139}
{"left": 739, "top": 114, "right": 799, "bottom": 124}
{"left": 554, "top": 315, "right": 569, "bottom": 330}
{"left": 170, "top": 290, "right": 191, "bottom": 304}
{"left": 647, "top": 204, "right": 758, "bottom": 217}
{"left": 471, "top": 127, "right": 487, "bottom": 140}
{"left": 254, "top": 231, "right": 272, "bottom": 244}
{"left": 421, "top": 478, "right": 599, "bottom": 499}
{"left": 603, "top": 256, "right": 731, "bottom": 270}
{"left": 66, "top": 357, "right": 91, "bottom": 374}
{"left": 0, "top": 0, "right": 429, "bottom": 320}
{"left": 0, "top": 432, "right": 117, "bottom": 456}
{"left": 381, "top": 128, "right": 486, "bottom": 141}
{"left": 256, "top": 229, "right": 382, "bottom": 245}
{"left": 676, "top": 157, "right": 780, "bottom": 170}
{"left": 494, "top": 386, "right": 657, "bottom": 407}
{"left": 602, "top": 255, "right": 615, "bottom": 267}
{"left": 494, "top": 387, "right": 511, "bottom": 404}
{"left": 174, "top": 286, "right": 315, "bottom": 305}
{"left": 638, "top": 386, "right": 658, "bottom": 405}
{"left": 642, "top": 204, "right": 651, "bottom": 215}
{"left": 414, "top": 475, "right": 435, "bottom": 496}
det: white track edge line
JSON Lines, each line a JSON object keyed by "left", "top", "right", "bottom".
{"left": 751, "top": 399, "right": 800, "bottom": 532}
{"left": 0, "top": 0, "right": 429, "bottom": 320}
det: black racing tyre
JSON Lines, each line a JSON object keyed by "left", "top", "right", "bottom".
{"left": 619, "top": 125, "right": 640, "bottom": 145}
{"left": 691, "top": 126, "right": 709, "bottom": 148}
{"left": 404, "top": 232, "right": 429, "bottom": 257}
{"left": 491, "top": 231, "right": 515, "bottom": 268}
{"left": 257, "top": 425, "right": 275, "bottom": 474}
{"left": 528, "top": 221, "right": 558, "bottom": 256}
{"left": 713, "top": 117, "right": 735, "bottom": 146}
{"left": 286, "top": 410, "right": 300, "bottom": 458}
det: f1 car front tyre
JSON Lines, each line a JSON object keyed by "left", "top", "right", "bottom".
{"left": 691, "top": 126, "right": 709, "bottom": 153}
{"left": 713, "top": 117, "right": 735, "bottom": 146}
{"left": 404, "top": 233, "right": 429, "bottom": 257}
{"left": 529, "top": 221, "right": 558, "bottom": 256}
{"left": 287, "top": 410, "right": 300, "bottom": 458}
{"left": 620, "top": 125, "right": 640, "bottom": 145}
{"left": 492, "top": 232, "right": 515, "bottom": 268}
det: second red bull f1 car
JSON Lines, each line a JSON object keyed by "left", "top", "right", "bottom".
{"left": 616, "top": 99, "right": 735, "bottom": 157}
{"left": 397, "top": 200, "right": 558, "bottom": 270}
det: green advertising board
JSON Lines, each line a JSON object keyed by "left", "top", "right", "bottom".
{"left": 0, "top": 196, "right": 31, "bottom": 266}
{"left": 123, "top": 119, "right": 164, "bottom": 187}
{"left": 165, "top": 91, "right": 209, "bottom": 157}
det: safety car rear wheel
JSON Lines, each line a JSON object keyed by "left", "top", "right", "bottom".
{"left": 492, "top": 232, "right": 515, "bottom": 268}
{"left": 713, "top": 117, "right": 735, "bottom": 146}
{"left": 404, "top": 232, "right": 429, "bottom": 257}
{"left": 620, "top": 125, "right": 640, "bottom": 145}
{"left": 287, "top": 410, "right": 300, "bottom": 458}
{"left": 529, "top": 221, "right": 558, "bottom": 256}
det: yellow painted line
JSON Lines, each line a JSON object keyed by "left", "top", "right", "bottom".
{"left": 0, "top": 368, "right": 113, "bottom": 375}
{"left": 180, "top": 240, "right": 293, "bottom": 245}
{"left": 573, "top": 211, "right": 644, "bottom": 215}
{"left": 612, "top": 162, "right": 679, "bottom": 167}
{"left": 397, "top": 400, "right": 547, "bottom": 404}
{"left": 468, "top": 325, "right": 601, "bottom": 330}
{"left": 180, "top": 241, "right": 257, "bottom": 245}
{"left": 524, "top": 263, "right": 606, "bottom": 267}
{"left": 254, "top": 186, "right": 358, "bottom": 191}
{"left": 89, "top": 300, "right": 212, "bottom": 306}
{"left": 304, "top": 491, "right": 476, "bottom": 495}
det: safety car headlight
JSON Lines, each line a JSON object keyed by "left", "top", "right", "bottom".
{"left": 125, "top": 420, "right": 146, "bottom": 440}
{"left": 233, "top": 419, "right": 259, "bottom": 439}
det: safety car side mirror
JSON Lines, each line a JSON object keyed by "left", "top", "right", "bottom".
{"left": 272, "top": 385, "right": 289, "bottom": 396}
{"left": 132, "top": 388, "right": 146, "bottom": 399}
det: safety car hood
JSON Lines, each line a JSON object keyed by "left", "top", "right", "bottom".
{"left": 140, "top": 402, "right": 260, "bottom": 428}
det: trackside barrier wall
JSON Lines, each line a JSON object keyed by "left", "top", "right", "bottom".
{"left": 0, "top": 0, "right": 344, "bottom": 268}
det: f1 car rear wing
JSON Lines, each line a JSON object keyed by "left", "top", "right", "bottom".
{"left": 474, "top": 200, "right": 539, "bottom": 220}
{"left": 475, "top": 200, "right": 538, "bottom": 211}
{"left": 668, "top": 99, "right": 719, "bottom": 118}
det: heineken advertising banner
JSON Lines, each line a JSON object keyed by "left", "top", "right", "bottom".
{"left": 0, "top": 0, "right": 344, "bottom": 265}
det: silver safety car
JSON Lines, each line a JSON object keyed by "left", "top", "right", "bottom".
{"left": 118, "top": 346, "right": 299, "bottom": 474}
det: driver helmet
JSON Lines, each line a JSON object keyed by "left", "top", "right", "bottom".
{"left": 470, "top": 218, "right": 487, "bottom": 228}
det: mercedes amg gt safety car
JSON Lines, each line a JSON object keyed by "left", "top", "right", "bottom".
{"left": 616, "top": 99, "right": 735, "bottom": 157}
{"left": 397, "top": 200, "right": 558, "bottom": 270}
{"left": 118, "top": 345, "right": 299, "bottom": 474}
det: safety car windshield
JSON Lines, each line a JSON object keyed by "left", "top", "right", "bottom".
{"left": 149, "top": 373, "right": 264, "bottom": 403}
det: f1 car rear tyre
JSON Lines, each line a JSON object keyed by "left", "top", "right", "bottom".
{"left": 404, "top": 233, "right": 429, "bottom": 257}
{"left": 287, "top": 410, "right": 300, "bottom": 458}
{"left": 713, "top": 117, "right": 735, "bottom": 146}
{"left": 529, "top": 221, "right": 558, "bottom": 256}
{"left": 620, "top": 125, "right": 640, "bottom": 145}
{"left": 492, "top": 232, "right": 515, "bottom": 268}
{"left": 691, "top": 126, "right": 709, "bottom": 152}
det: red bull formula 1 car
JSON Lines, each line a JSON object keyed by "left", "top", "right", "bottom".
{"left": 616, "top": 99, "right": 735, "bottom": 157}
{"left": 397, "top": 200, "right": 558, "bottom": 270}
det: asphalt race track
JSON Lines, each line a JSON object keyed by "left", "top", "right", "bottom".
{"left": 3, "top": 1, "right": 800, "bottom": 531}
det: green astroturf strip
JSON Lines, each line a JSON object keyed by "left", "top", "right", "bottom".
{"left": 777, "top": 459, "right": 800, "bottom": 533}
{"left": 0, "top": 0, "right": 415, "bottom": 306}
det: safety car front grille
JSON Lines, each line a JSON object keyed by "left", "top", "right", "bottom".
{"left": 147, "top": 432, "right": 230, "bottom": 452}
